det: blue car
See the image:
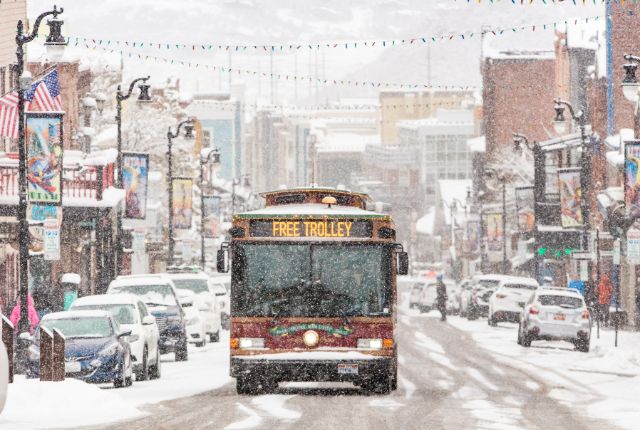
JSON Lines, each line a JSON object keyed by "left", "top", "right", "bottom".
{"left": 26, "top": 310, "right": 134, "bottom": 388}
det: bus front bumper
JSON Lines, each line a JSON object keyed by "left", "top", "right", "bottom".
{"left": 230, "top": 355, "right": 393, "bottom": 383}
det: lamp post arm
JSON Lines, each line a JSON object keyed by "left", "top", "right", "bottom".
{"left": 17, "top": 6, "right": 63, "bottom": 45}
{"left": 168, "top": 119, "right": 192, "bottom": 140}
{"left": 624, "top": 54, "right": 640, "bottom": 63}
{"left": 554, "top": 98, "right": 583, "bottom": 122}
{"left": 117, "top": 76, "right": 150, "bottom": 102}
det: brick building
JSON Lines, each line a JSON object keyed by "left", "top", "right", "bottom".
{"left": 482, "top": 50, "right": 556, "bottom": 157}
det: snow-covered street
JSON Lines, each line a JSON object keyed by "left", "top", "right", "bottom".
{"left": 1, "top": 290, "right": 632, "bottom": 430}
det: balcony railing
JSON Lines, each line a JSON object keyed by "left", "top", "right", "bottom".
{"left": 0, "top": 162, "right": 116, "bottom": 202}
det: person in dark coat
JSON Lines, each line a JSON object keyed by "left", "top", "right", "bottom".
{"left": 436, "top": 274, "right": 448, "bottom": 322}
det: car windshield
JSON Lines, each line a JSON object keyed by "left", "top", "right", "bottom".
{"left": 477, "top": 280, "right": 500, "bottom": 288}
{"left": 72, "top": 304, "right": 137, "bottom": 325}
{"left": 234, "top": 243, "right": 391, "bottom": 317}
{"left": 40, "top": 317, "right": 113, "bottom": 339}
{"left": 111, "top": 284, "right": 177, "bottom": 306}
{"left": 538, "top": 295, "right": 583, "bottom": 308}
{"left": 503, "top": 283, "right": 538, "bottom": 290}
{"left": 172, "top": 279, "right": 210, "bottom": 294}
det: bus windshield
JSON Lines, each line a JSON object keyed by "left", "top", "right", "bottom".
{"left": 233, "top": 243, "right": 391, "bottom": 317}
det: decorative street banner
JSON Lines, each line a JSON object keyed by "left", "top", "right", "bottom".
{"left": 515, "top": 186, "right": 535, "bottom": 233}
{"left": 28, "top": 204, "right": 62, "bottom": 254}
{"left": 43, "top": 219, "right": 60, "bottom": 261}
{"left": 483, "top": 212, "right": 503, "bottom": 252}
{"left": 122, "top": 152, "right": 149, "bottom": 219}
{"left": 558, "top": 167, "right": 583, "bottom": 228}
{"left": 624, "top": 140, "right": 640, "bottom": 220}
{"left": 464, "top": 220, "right": 480, "bottom": 254}
{"left": 26, "top": 113, "right": 63, "bottom": 205}
{"left": 172, "top": 178, "right": 193, "bottom": 230}
{"left": 202, "top": 195, "right": 221, "bottom": 238}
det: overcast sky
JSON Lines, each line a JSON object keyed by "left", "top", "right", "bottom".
{"left": 27, "top": 0, "right": 603, "bottom": 104}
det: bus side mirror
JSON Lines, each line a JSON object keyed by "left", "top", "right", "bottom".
{"left": 398, "top": 252, "right": 409, "bottom": 275}
{"left": 217, "top": 249, "right": 229, "bottom": 273}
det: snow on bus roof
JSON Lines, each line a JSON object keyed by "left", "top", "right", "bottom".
{"left": 236, "top": 203, "right": 388, "bottom": 219}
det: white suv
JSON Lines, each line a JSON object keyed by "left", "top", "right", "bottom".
{"left": 518, "top": 287, "right": 591, "bottom": 352}
{"left": 488, "top": 276, "right": 539, "bottom": 326}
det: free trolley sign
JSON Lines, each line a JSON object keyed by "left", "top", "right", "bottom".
{"left": 249, "top": 220, "right": 372, "bottom": 238}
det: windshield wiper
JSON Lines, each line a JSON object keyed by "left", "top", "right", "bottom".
{"left": 145, "top": 302, "right": 169, "bottom": 307}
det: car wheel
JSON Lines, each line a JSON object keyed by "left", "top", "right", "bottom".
{"left": 175, "top": 338, "right": 189, "bottom": 361}
{"left": 149, "top": 347, "right": 161, "bottom": 380}
{"left": 521, "top": 333, "right": 532, "bottom": 347}
{"left": 114, "top": 352, "right": 130, "bottom": 388}
{"left": 489, "top": 315, "right": 498, "bottom": 327}
{"left": 136, "top": 346, "right": 149, "bottom": 381}
{"left": 210, "top": 330, "right": 220, "bottom": 343}
{"left": 575, "top": 339, "right": 590, "bottom": 353}
{"left": 125, "top": 351, "right": 134, "bottom": 387}
{"left": 517, "top": 325, "right": 523, "bottom": 345}
{"left": 196, "top": 337, "right": 205, "bottom": 348}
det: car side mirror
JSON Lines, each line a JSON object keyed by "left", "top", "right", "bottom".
{"left": 118, "top": 330, "right": 132, "bottom": 338}
{"left": 398, "top": 252, "right": 409, "bottom": 275}
{"left": 142, "top": 315, "right": 156, "bottom": 325}
{"left": 217, "top": 249, "right": 229, "bottom": 273}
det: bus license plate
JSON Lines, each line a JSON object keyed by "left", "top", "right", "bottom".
{"left": 338, "top": 364, "right": 358, "bottom": 375}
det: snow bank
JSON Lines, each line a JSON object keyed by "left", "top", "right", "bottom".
{"left": 0, "top": 377, "right": 145, "bottom": 429}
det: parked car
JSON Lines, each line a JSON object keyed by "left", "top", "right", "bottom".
{"left": 0, "top": 338, "right": 7, "bottom": 414}
{"left": 26, "top": 310, "right": 133, "bottom": 387}
{"left": 177, "top": 290, "right": 208, "bottom": 347}
{"left": 70, "top": 294, "right": 161, "bottom": 380}
{"left": 460, "top": 274, "right": 505, "bottom": 320}
{"left": 107, "top": 274, "right": 189, "bottom": 361}
{"left": 488, "top": 276, "right": 539, "bottom": 325}
{"left": 418, "top": 279, "right": 455, "bottom": 313}
{"left": 166, "top": 271, "right": 221, "bottom": 342}
{"left": 209, "top": 274, "right": 230, "bottom": 329}
{"left": 518, "top": 287, "right": 591, "bottom": 352}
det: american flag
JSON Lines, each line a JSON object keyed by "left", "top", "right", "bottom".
{"left": 0, "top": 69, "right": 63, "bottom": 138}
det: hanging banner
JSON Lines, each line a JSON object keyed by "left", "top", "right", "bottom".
{"left": 43, "top": 219, "right": 60, "bottom": 261}
{"left": 26, "top": 113, "right": 64, "bottom": 205}
{"left": 122, "top": 152, "right": 150, "bottom": 219}
{"left": 515, "top": 186, "right": 535, "bottom": 233}
{"left": 172, "top": 178, "right": 193, "bottom": 230}
{"left": 464, "top": 220, "right": 480, "bottom": 254}
{"left": 483, "top": 212, "right": 503, "bottom": 252}
{"left": 558, "top": 168, "right": 583, "bottom": 228}
{"left": 202, "top": 195, "right": 221, "bottom": 238}
{"left": 624, "top": 140, "right": 640, "bottom": 220}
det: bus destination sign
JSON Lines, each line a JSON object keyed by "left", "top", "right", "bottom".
{"left": 250, "top": 220, "right": 372, "bottom": 238}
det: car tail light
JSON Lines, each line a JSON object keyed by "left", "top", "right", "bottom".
{"left": 529, "top": 307, "right": 540, "bottom": 315}
{"left": 581, "top": 309, "right": 590, "bottom": 320}
{"left": 496, "top": 293, "right": 507, "bottom": 299}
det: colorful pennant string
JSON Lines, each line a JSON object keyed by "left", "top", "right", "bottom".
{"left": 66, "top": 14, "right": 602, "bottom": 53}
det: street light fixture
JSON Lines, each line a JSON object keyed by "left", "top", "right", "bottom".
{"left": 15, "top": 4, "right": 67, "bottom": 370}
{"left": 167, "top": 118, "right": 195, "bottom": 266}
{"left": 552, "top": 103, "right": 569, "bottom": 135}
{"left": 200, "top": 148, "right": 221, "bottom": 270}
{"left": 114, "top": 76, "right": 151, "bottom": 277}
{"left": 622, "top": 54, "right": 640, "bottom": 103}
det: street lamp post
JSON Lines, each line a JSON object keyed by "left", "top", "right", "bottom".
{"left": 114, "top": 76, "right": 152, "bottom": 275}
{"left": 199, "top": 148, "right": 220, "bottom": 270}
{"left": 166, "top": 119, "right": 195, "bottom": 266}
{"left": 14, "top": 6, "right": 67, "bottom": 366}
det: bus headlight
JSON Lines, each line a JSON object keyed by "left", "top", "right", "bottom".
{"left": 239, "top": 338, "right": 265, "bottom": 349}
{"left": 303, "top": 330, "right": 319, "bottom": 347}
{"left": 357, "top": 338, "right": 383, "bottom": 349}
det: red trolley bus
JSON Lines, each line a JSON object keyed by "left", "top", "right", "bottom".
{"left": 217, "top": 187, "right": 408, "bottom": 394}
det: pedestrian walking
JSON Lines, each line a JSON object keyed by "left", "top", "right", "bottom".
{"left": 597, "top": 274, "right": 613, "bottom": 326}
{"left": 9, "top": 294, "right": 39, "bottom": 334}
{"left": 436, "top": 274, "right": 448, "bottom": 322}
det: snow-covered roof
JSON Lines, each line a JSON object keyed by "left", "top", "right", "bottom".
{"left": 42, "top": 310, "right": 111, "bottom": 320}
{"left": 72, "top": 294, "right": 139, "bottom": 306}
{"left": 467, "top": 135, "right": 486, "bottom": 153}
{"left": 416, "top": 208, "right": 435, "bottom": 236}
{"left": 165, "top": 272, "right": 209, "bottom": 281}
{"left": 93, "top": 125, "right": 117, "bottom": 148}
{"left": 485, "top": 49, "right": 555, "bottom": 61}
{"left": 316, "top": 133, "right": 380, "bottom": 153}
{"left": 606, "top": 151, "right": 624, "bottom": 168}
{"left": 236, "top": 204, "right": 387, "bottom": 219}
{"left": 109, "top": 274, "right": 174, "bottom": 288}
